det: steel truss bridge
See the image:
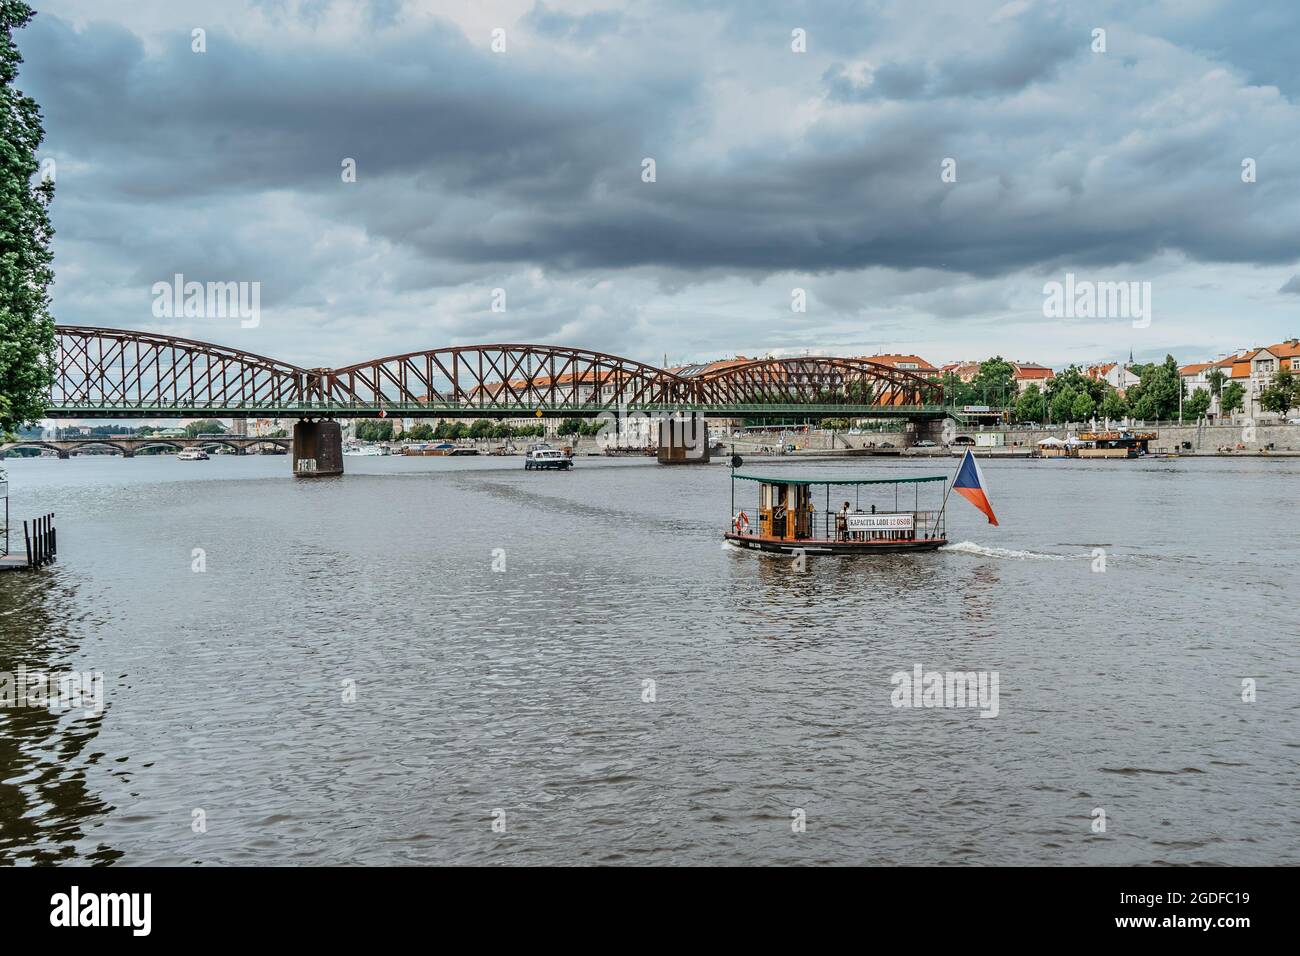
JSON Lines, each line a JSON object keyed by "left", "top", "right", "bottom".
{"left": 45, "top": 326, "right": 948, "bottom": 420}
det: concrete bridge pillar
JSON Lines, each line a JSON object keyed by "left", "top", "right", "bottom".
{"left": 57, "top": 449, "right": 70, "bottom": 460}
{"left": 657, "top": 412, "right": 711, "bottom": 465}
{"left": 293, "top": 420, "right": 344, "bottom": 476}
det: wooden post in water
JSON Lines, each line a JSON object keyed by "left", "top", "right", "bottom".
{"left": 19, "top": 514, "right": 57, "bottom": 568}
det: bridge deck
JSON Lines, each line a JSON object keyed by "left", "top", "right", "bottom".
{"left": 43, "top": 403, "right": 955, "bottom": 420}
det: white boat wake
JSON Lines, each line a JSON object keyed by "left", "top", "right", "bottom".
{"left": 940, "top": 540, "right": 1080, "bottom": 561}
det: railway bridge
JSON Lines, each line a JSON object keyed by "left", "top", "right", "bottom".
{"left": 40, "top": 325, "right": 956, "bottom": 474}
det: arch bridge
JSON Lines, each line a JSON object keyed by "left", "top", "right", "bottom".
{"left": 47, "top": 326, "right": 946, "bottom": 418}
{"left": 42, "top": 326, "right": 953, "bottom": 474}
{"left": 0, "top": 436, "right": 291, "bottom": 460}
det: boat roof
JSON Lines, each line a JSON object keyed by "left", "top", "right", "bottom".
{"left": 732, "top": 472, "right": 946, "bottom": 486}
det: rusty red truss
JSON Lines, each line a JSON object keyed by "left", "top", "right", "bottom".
{"left": 321, "top": 344, "right": 687, "bottom": 411}
{"left": 48, "top": 326, "right": 944, "bottom": 417}
{"left": 54, "top": 326, "right": 317, "bottom": 412}
{"left": 685, "top": 356, "right": 943, "bottom": 408}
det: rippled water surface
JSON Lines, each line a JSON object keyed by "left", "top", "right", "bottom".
{"left": 1, "top": 453, "right": 1296, "bottom": 865}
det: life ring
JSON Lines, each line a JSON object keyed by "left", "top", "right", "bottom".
{"left": 734, "top": 511, "right": 751, "bottom": 534}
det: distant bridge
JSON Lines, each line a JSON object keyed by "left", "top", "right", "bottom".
{"left": 46, "top": 325, "right": 948, "bottom": 420}
{"left": 0, "top": 435, "right": 290, "bottom": 459}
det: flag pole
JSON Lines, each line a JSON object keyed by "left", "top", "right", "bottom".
{"left": 932, "top": 449, "right": 964, "bottom": 537}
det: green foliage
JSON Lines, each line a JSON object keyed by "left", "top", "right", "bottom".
{"left": 184, "top": 420, "right": 227, "bottom": 437}
{"left": 1070, "top": 391, "right": 1096, "bottom": 421}
{"left": 355, "top": 419, "right": 394, "bottom": 442}
{"left": 1049, "top": 387, "right": 1075, "bottom": 423}
{"left": 941, "top": 357, "right": 1019, "bottom": 407}
{"left": 1045, "top": 365, "right": 1106, "bottom": 405}
{"left": 1220, "top": 380, "right": 1245, "bottom": 416}
{"left": 1184, "top": 388, "right": 1211, "bottom": 420}
{"left": 1123, "top": 355, "right": 1182, "bottom": 420}
{"left": 1206, "top": 368, "right": 1226, "bottom": 398}
{"left": 0, "top": 2, "right": 55, "bottom": 435}
{"left": 1100, "top": 389, "right": 1128, "bottom": 421}
{"left": 972, "top": 356, "right": 1016, "bottom": 397}
{"left": 1259, "top": 369, "right": 1296, "bottom": 416}
{"left": 1013, "top": 384, "right": 1045, "bottom": 423}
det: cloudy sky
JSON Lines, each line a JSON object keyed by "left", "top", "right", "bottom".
{"left": 21, "top": 0, "right": 1300, "bottom": 371}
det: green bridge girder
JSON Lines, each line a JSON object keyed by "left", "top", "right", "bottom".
{"left": 44, "top": 402, "right": 971, "bottom": 421}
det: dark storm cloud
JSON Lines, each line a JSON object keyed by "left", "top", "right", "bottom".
{"left": 24, "top": 14, "right": 688, "bottom": 202}
{"left": 824, "top": 12, "right": 1081, "bottom": 101}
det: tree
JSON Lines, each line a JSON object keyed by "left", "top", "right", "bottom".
{"left": 1259, "top": 369, "right": 1296, "bottom": 417}
{"left": 1221, "top": 380, "right": 1245, "bottom": 417}
{"left": 1013, "top": 384, "right": 1045, "bottom": 423}
{"left": 1100, "top": 389, "right": 1128, "bottom": 422}
{"left": 939, "top": 372, "right": 975, "bottom": 407}
{"left": 1206, "top": 368, "right": 1226, "bottom": 404}
{"left": 356, "top": 419, "right": 393, "bottom": 441}
{"left": 469, "top": 419, "right": 493, "bottom": 439}
{"left": 971, "top": 357, "right": 1017, "bottom": 406}
{"left": 1125, "top": 355, "right": 1181, "bottom": 421}
{"left": 1046, "top": 365, "right": 1105, "bottom": 406}
{"left": 1070, "top": 391, "right": 1096, "bottom": 422}
{"left": 1050, "top": 387, "right": 1076, "bottom": 424}
{"left": 1184, "top": 388, "right": 1211, "bottom": 420}
{"left": 185, "top": 420, "right": 227, "bottom": 437}
{"left": 0, "top": 2, "right": 55, "bottom": 436}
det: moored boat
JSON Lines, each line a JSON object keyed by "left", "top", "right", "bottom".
{"left": 176, "top": 448, "right": 209, "bottom": 461}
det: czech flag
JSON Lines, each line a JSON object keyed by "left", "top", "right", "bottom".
{"left": 952, "top": 449, "right": 998, "bottom": 525}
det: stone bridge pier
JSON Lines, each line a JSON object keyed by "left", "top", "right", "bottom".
{"left": 657, "top": 412, "right": 711, "bottom": 464}
{"left": 292, "top": 420, "right": 344, "bottom": 476}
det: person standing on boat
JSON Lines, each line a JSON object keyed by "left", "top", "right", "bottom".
{"left": 838, "top": 501, "right": 851, "bottom": 540}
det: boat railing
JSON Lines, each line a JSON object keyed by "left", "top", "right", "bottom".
{"left": 810, "top": 509, "right": 946, "bottom": 542}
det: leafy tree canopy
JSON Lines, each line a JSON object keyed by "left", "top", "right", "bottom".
{"left": 0, "top": 1, "right": 55, "bottom": 435}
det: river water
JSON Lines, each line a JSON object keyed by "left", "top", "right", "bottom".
{"left": 0, "top": 452, "right": 1295, "bottom": 865}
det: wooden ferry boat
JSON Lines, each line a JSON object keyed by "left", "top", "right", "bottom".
{"left": 723, "top": 471, "right": 949, "bottom": 555}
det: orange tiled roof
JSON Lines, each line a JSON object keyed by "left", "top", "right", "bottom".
{"left": 859, "top": 353, "right": 939, "bottom": 373}
{"left": 1263, "top": 339, "right": 1300, "bottom": 358}
{"left": 1012, "top": 363, "right": 1054, "bottom": 380}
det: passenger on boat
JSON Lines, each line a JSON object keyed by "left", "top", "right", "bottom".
{"left": 837, "top": 501, "right": 851, "bottom": 540}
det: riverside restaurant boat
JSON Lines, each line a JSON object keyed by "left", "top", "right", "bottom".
{"left": 176, "top": 448, "right": 209, "bottom": 461}
{"left": 724, "top": 472, "right": 950, "bottom": 555}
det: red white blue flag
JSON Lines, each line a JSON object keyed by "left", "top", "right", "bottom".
{"left": 952, "top": 448, "right": 998, "bottom": 525}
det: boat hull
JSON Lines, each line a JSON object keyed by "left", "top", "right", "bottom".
{"left": 723, "top": 532, "right": 946, "bottom": 555}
